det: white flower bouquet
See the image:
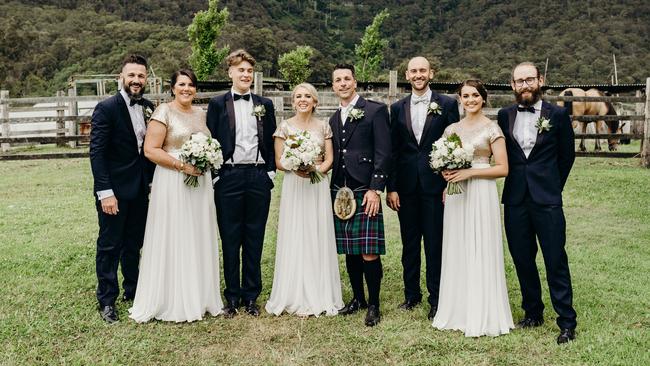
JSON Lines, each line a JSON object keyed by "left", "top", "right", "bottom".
{"left": 280, "top": 130, "right": 324, "bottom": 184}
{"left": 179, "top": 132, "right": 224, "bottom": 187}
{"left": 429, "top": 133, "right": 474, "bottom": 195}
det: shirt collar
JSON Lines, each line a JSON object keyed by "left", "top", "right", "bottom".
{"left": 339, "top": 94, "right": 360, "bottom": 110}
{"left": 120, "top": 89, "right": 133, "bottom": 107}
{"left": 411, "top": 88, "right": 432, "bottom": 103}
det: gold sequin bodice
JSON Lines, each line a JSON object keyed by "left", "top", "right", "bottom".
{"left": 443, "top": 121, "right": 504, "bottom": 164}
{"left": 149, "top": 103, "right": 211, "bottom": 152}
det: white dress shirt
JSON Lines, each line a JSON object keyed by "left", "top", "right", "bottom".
{"left": 231, "top": 88, "right": 265, "bottom": 165}
{"left": 410, "top": 88, "right": 432, "bottom": 144}
{"left": 339, "top": 94, "right": 360, "bottom": 126}
{"left": 96, "top": 90, "right": 147, "bottom": 200}
{"left": 513, "top": 99, "right": 543, "bottom": 158}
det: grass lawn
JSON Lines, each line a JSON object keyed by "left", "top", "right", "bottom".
{"left": 0, "top": 156, "right": 648, "bottom": 365}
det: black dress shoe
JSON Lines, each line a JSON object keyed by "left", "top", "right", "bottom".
{"left": 339, "top": 298, "right": 368, "bottom": 316}
{"left": 557, "top": 328, "right": 576, "bottom": 344}
{"left": 222, "top": 301, "right": 238, "bottom": 318}
{"left": 516, "top": 317, "right": 544, "bottom": 328}
{"left": 244, "top": 301, "right": 260, "bottom": 317}
{"left": 99, "top": 305, "right": 118, "bottom": 323}
{"left": 364, "top": 305, "right": 381, "bottom": 327}
{"left": 428, "top": 306, "right": 437, "bottom": 321}
{"left": 398, "top": 299, "right": 421, "bottom": 311}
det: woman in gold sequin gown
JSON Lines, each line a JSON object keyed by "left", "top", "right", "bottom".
{"left": 129, "top": 69, "right": 223, "bottom": 322}
{"left": 432, "top": 80, "right": 514, "bottom": 336}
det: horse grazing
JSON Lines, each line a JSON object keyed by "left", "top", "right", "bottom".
{"left": 557, "top": 88, "right": 623, "bottom": 151}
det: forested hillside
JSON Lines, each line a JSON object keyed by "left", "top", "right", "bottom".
{"left": 2, "top": 0, "right": 649, "bottom": 96}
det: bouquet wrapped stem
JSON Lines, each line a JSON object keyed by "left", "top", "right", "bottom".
{"left": 429, "top": 133, "right": 474, "bottom": 196}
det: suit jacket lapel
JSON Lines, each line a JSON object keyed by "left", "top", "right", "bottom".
{"left": 251, "top": 94, "right": 265, "bottom": 156}
{"left": 116, "top": 94, "right": 138, "bottom": 152}
{"left": 419, "top": 93, "right": 438, "bottom": 148}
{"left": 529, "top": 102, "right": 551, "bottom": 157}
{"left": 404, "top": 97, "right": 417, "bottom": 145}
{"left": 332, "top": 109, "right": 342, "bottom": 144}
{"left": 342, "top": 96, "right": 364, "bottom": 148}
{"left": 225, "top": 92, "right": 236, "bottom": 145}
{"left": 507, "top": 105, "right": 527, "bottom": 159}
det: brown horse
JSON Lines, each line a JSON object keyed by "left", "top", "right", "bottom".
{"left": 557, "top": 88, "right": 623, "bottom": 151}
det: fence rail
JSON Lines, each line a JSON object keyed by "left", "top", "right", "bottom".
{"left": 1, "top": 74, "right": 649, "bottom": 166}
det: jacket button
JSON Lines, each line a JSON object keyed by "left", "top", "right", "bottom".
{"left": 342, "top": 130, "right": 346, "bottom": 133}
{"left": 343, "top": 149, "right": 347, "bottom": 153}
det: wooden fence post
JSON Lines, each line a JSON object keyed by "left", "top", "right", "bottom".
{"left": 56, "top": 90, "right": 66, "bottom": 147}
{"left": 254, "top": 72, "right": 263, "bottom": 96}
{"left": 642, "top": 77, "right": 650, "bottom": 168}
{"left": 67, "top": 88, "right": 78, "bottom": 148}
{"left": 634, "top": 90, "right": 644, "bottom": 136}
{"left": 388, "top": 70, "right": 397, "bottom": 105}
{"left": 0, "top": 90, "right": 9, "bottom": 152}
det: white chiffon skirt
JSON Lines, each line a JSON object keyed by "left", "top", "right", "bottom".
{"left": 432, "top": 163, "right": 514, "bottom": 336}
{"left": 129, "top": 155, "right": 223, "bottom": 323}
{"left": 265, "top": 172, "right": 343, "bottom": 316}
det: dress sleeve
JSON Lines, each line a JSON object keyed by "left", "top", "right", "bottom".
{"left": 150, "top": 103, "right": 169, "bottom": 126}
{"left": 272, "top": 121, "right": 287, "bottom": 139}
{"left": 322, "top": 120, "right": 333, "bottom": 139}
{"left": 488, "top": 122, "right": 505, "bottom": 144}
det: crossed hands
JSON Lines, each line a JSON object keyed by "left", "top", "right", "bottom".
{"left": 442, "top": 169, "right": 472, "bottom": 183}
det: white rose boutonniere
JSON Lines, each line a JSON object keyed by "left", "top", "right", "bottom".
{"left": 535, "top": 117, "right": 552, "bottom": 134}
{"left": 427, "top": 101, "right": 441, "bottom": 115}
{"left": 143, "top": 105, "right": 153, "bottom": 122}
{"left": 349, "top": 108, "right": 364, "bottom": 121}
{"left": 252, "top": 104, "right": 266, "bottom": 118}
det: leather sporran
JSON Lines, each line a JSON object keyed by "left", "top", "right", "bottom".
{"left": 334, "top": 187, "right": 356, "bottom": 220}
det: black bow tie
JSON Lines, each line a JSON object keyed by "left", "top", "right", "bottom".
{"left": 233, "top": 93, "right": 251, "bottom": 101}
{"left": 517, "top": 105, "right": 536, "bottom": 113}
{"left": 129, "top": 98, "right": 144, "bottom": 107}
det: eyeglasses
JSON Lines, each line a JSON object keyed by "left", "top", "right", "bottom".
{"left": 513, "top": 77, "right": 538, "bottom": 87}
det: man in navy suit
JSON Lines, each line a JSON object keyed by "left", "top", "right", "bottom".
{"left": 497, "top": 62, "right": 577, "bottom": 344}
{"left": 90, "top": 54, "right": 155, "bottom": 323}
{"left": 206, "top": 49, "right": 276, "bottom": 318}
{"left": 386, "top": 56, "right": 459, "bottom": 321}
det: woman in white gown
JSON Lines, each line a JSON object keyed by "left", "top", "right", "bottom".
{"left": 265, "top": 83, "right": 343, "bottom": 316}
{"left": 129, "top": 69, "right": 223, "bottom": 322}
{"left": 432, "top": 79, "right": 514, "bottom": 336}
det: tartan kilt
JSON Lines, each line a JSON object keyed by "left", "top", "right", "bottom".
{"left": 331, "top": 189, "right": 386, "bottom": 255}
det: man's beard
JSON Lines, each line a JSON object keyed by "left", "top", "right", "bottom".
{"left": 410, "top": 77, "right": 430, "bottom": 92}
{"left": 515, "top": 86, "right": 542, "bottom": 106}
{"left": 123, "top": 80, "right": 145, "bottom": 99}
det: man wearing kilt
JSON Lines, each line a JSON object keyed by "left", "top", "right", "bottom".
{"left": 329, "top": 64, "right": 391, "bottom": 326}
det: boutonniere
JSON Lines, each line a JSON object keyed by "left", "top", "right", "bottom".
{"left": 143, "top": 105, "right": 153, "bottom": 122}
{"left": 349, "top": 108, "right": 364, "bottom": 121}
{"left": 427, "top": 101, "right": 441, "bottom": 115}
{"left": 535, "top": 117, "right": 552, "bottom": 134}
{"left": 252, "top": 104, "right": 266, "bottom": 118}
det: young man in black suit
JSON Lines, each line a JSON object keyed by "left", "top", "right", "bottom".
{"left": 206, "top": 49, "right": 276, "bottom": 318}
{"left": 90, "top": 54, "right": 155, "bottom": 323}
{"left": 498, "top": 62, "right": 577, "bottom": 344}
{"left": 386, "top": 56, "right": 460, "bottom": 321}
{"left": 329, "top": 64, "right": 391, "bottom": 326}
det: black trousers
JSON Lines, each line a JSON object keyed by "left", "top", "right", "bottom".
{"left": 504, "top": 194, "right": 577, "bottom": 329}
{"left": 95, "top": 193, "right": 148, "bottom": 307}
{"left": 397, "top": 187, "right": 444, "bottom": 307}
{"left": 215, "top": 166, "right": 272, "bottom": 304}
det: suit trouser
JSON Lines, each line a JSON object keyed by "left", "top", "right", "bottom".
{"left": 95, "top": 193, "right": 148, "bottom": 306}
{"left": 397, "top": 188, "right": 444, "bottom": 307}
{"left": 504, "top": 194, "right": 577, "bottom": 329}
{"left": 215, "top": 166, "right": 272, "bottom": 304}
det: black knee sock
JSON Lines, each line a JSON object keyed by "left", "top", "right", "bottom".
{"left": 363, "top": 257, "right": 383, "bottom": 307}
{"left": 345, "top": 255, "right": 365, "bottom": 302}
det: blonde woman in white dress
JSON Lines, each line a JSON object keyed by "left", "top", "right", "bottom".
{"left": 265, "top": 83, "right": 343, "bottom": 316}
{"left": 129, "top": 69, "right": 223, "bottom": 322}
{"left": 432, "top": 79, "right": 514, "bottom": 336}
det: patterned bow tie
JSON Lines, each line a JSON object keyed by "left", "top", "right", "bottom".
{"left": 411, "top": 95, "right": 429, "bottom": 105}
{"left": 233, "top": 93, "right": 251, "bottom": 101}
{"left": 129, "top": 98, "right": 144, "bottom": 107}
{"left": 517, "top": 105, "right": 536, "bottom": 113}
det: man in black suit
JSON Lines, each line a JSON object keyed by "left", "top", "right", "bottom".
{"left": 497, "top": 62, "right": 577, "bottom": 344}
{"left": 90, "top": 54, "right": 155, "bottom": 323}
{"left": 329, "top": 64, "right": 391, "bottom": 326}
{"left": 206, "top": 49, "right": 276, "bottom": 318}
{"left": 386, "top": 56, "right": 460, "bottom": 321}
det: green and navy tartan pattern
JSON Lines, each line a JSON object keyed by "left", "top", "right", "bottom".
{"left": 331, "top": 189, "right": 386, "bottom": 255}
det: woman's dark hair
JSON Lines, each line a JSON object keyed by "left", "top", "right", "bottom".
{"left": 170, "top": 69, "right": 198, "bottom": 97}
{"left": 457, "top": 79, "right": 488, "bottom": 105}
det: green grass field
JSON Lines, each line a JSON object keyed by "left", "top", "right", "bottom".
{"left": 1, "top": 156, "right": 648, "bottom": 365}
